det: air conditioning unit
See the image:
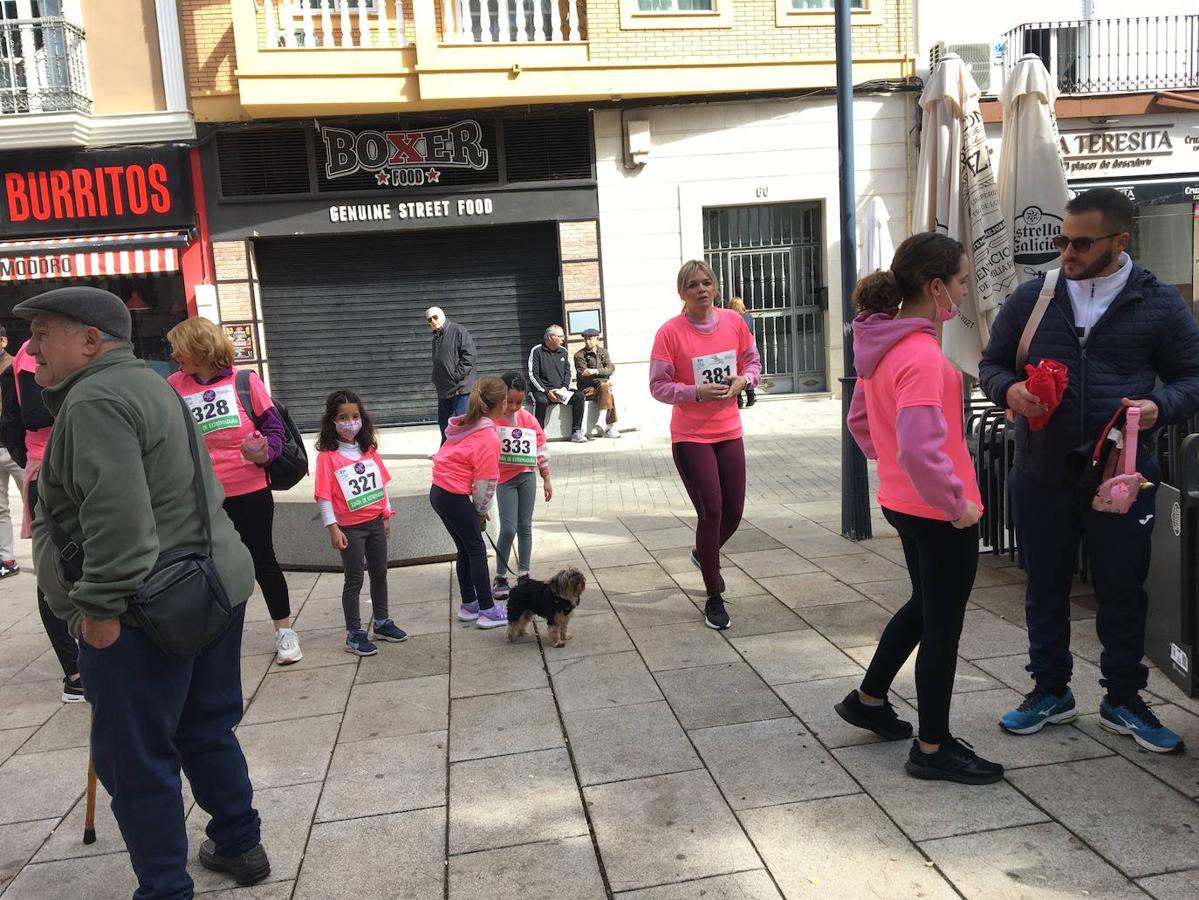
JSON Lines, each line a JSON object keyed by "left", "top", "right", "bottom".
{"left": 930, "top": 41, "right": 998, "bottom": 93}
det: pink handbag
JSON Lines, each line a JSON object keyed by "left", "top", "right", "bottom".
{"left": 1091, "top": 405, "right": 1153, "bottom": 514}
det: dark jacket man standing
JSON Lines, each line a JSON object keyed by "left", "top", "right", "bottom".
{"left": 573, "top": 328, "right": 620, "bottom": 438}
{"left": 427, "top": 305, "right": 478, "bottom": 444}
{"left": 979, "top": 188, "right": 1199, "bottom": 754}
{"left": 15, "top": 287, "right": 268, "bottom": 898}
{"left": 528, "top": 324, "right": 587, "bottom": 442}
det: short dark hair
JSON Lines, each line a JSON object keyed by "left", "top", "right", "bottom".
{"left": 1065, "top": 187, "right": 1134, "bottom": 234}
{"left": 501, "top": 371, "right": 527, "bottom": 393}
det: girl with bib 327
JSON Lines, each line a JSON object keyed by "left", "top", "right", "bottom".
{"left": 650, "top": 260, "right": 761, "bottom": 631}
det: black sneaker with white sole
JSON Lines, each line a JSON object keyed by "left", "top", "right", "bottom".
{"left": 690, "top": 549, "right": 726, "bottom": 594}
{"left": 704, "top": 594, "right": 731, "bottom": 630}
{"left": 905, "top": 736, "right": 1004, "bottom": 785}
{"left": 61, "top": 676, "right": 85, "bottom": 703}
{"left": 834, "top": 690, "right": 913, "bottom": 741}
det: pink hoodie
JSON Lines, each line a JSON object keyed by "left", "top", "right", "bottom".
{"left": 432, "top": 415, "right": 500, "bottom": 513}
{"left": 847, "top": 312, "right": 981, "bottom": 522}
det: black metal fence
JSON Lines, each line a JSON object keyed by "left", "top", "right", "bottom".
{"left": 0, "top": 18, "right": 90, "bottom": 116}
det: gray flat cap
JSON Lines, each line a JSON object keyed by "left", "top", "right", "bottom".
{"left": 580, "top": 328, "right": 600, "bottom": 338}
{"left": 12, "top": 286, "right": 132, "bottom": 342}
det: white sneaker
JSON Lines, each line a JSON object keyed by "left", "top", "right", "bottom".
{"left": 274, "top": 628, "right": 303, "bottom": 665}
{"left": 570, "top": 430, "right": 589, "bottom": 443}
{"left": 604, "top": 424, "right": 622, "bottom": 439}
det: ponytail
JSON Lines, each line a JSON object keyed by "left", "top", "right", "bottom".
{"left": 853, "top": 232, "right": 966, "bottom": 315}
{"left": 460, "top": 376, "right": 507, "bottom": 427}
{"left": 852, "top": 270, "right": 903, "bottom": 314}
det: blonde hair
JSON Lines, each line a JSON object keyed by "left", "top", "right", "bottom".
{"left": 167, "top": 317, "right": 235, "bottom": 369}
{"left": 727, "top": 296, "right": 747, "bottom": 314}
{"left": 460, "top": 376, "right": 508, "bottom": 427}
{"left": 676, "top": 259, "right": 719, "bottom": 298}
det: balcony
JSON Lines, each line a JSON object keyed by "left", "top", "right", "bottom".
{"left": 1002, "top": 15, "right": 1199, "bottom": 95}
{"left": 0, "top": 17, "right": 90, "bottom": 116}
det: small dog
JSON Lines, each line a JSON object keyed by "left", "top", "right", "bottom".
{"left": 505, "top": 568, "right": 586, "bottom": 648}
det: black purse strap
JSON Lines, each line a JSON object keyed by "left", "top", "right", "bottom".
{"left": 43, "top": 390, "right": 213, "bottom": 584}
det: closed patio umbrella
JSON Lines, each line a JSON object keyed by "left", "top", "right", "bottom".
{"left": 860, "top": 195, "right": 895, "bottom": 278}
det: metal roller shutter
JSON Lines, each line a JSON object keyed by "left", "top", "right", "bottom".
{"left": 255, "top": 224, "right": 562, "bottom": 429}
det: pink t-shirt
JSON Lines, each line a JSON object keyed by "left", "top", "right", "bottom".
{"left": 650, "top": 309, "right": 754, "bottom": 444}
{"left": 314, "top": 447, "right": 392, "bottom": 526}
{"left": 860, "top": 331, "right": 982, "bottom": 522}
{"left": 496, "top": 408, "right": 546, "bottom": 485}
{"left": 13, "top": 341, "right": 48, "bottom": 462}
{"left": 167, "top": 369, "right": 274, "bottom": 498}
{"left": 432, "top": 425, "right": 500, "bottom": 495}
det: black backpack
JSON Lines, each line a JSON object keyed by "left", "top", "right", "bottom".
{"left": 235, "top": 370, "right": 308, "bottom": 491}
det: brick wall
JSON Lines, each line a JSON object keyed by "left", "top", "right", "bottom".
{"left": 180, "top": 0, "right": 237, "bottom": 96}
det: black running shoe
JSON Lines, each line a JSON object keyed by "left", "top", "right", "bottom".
{"left": 691, "top": 549, "right": 726, "bottom": 594}
{"left": 704, "top": 594, "right": 731, "bottom": 630}
{"left": 199, "top": 840, "right": 271, "bottom": 886}
{"left": 834, "top": 690, "right": 913, "bottom": 741}
{"left": 905, "top": 736, "right": 1004, "bottom": 785}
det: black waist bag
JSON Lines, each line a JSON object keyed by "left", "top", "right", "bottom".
{"left": 47, "top": 392, "right": 234, "bottom": 657}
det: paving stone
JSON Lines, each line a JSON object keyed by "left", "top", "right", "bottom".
{"left": 236, "top": 713, "right": 340, "bottom": 788}
{"left": 614, "top": 870, "right": 782, "bottom": 900}
{"left": 339, "top": 673, "right": 449, "bottom": 743}
{"left": 921, "top": 822, "right": 1146, "bottom": 900}
{"left": 671, "top": 567, "right": 764, "bottom": 600}
{"left": 316, "top": 730, "right": 446, "bottom": 822}
{"left": 727, "top": 547, "right": 820, "bottom": 578}
{"left": 564, "top": 700, "right": 700, "bottom": 786}
{"left": 449, "top": 835, "right": 607, "bottom": 900}
{"left": 2, "top": 849, "right": 138, "bottom": 900}
{"left": 382, "top": 598, "right": 451, "bottom": 636}
{"left": 451, "top": 615, "right": 536, "bottom": 650}
{"left": 774, "top": 675, "right": 918, "bottom": 749}
{"left": 649, "top": 546, "right": 734, "bottom": 576}
{"left": 584, "top": 770, "right": 759, "bottom": 894}
{"left": 187, "top": 781, "right": 321, "bottom": 892}
{"left": 855, "top": 536, "right": 908, "bottom": 566}
{"left": 832, "top": 741, "right": 1049, "bottom": 842}
{"left": 636, "top": 525, "right": 697, "bottom": 551}
{"left": 628, "top": 622, "right": 741, "bottom": 672}
{"left": 449, "top": 748, "right": 587, "bottom": 854}
{"left": 776, "top": 531, "right": 865, "bottom": 559}
{"left": 583, "top": 541, "right": 656, "bottom": 569}
{"left": 609, "top": 589, "right": 705, "bottom": 628}
{"left": 290, "top": 594, "right": 356, "bottom": 632}
{"left": 1069, "top": 617, "right": 1108, "bottom": 665}
{"left": 843, "top": 644, "right": 1001, "bottom": 698}
{"left": 0, "top": 726, "right": 33, "bottom": 765}
{"left": 731, "top": 629, "right": 861, "bottom": 685}
{"left": 594, "top": 562, "right": 679, "bottom": 595}
{"left": 851, "top": 577, "right": 917, "bottom": 612}
{"left": 1074, "top": 706, "right": 1199, "bottom": 798}
{"left": 1137, "top": 870, "right": 1199, "bottom": 899}
{"left": 957, "top": 608, "right": 1037, "bottom": 660}
{"left": 352, "top": 632, "right": 450, "bottom": 684}
{"left": 451, "top": 688, "right": 564, "bottom": 762}
{"left": 621, "top": 513, "right": 685, "bottom": 533}
{"left": 697, "top": 594, "right": 808, "bottom": 637}
{"left": 690, "top": 717, "right": 858, "bottom": 810}
{"left": 242, "top": 664, "right": 355, "bottom": 725}
{"left": 239, "top": 653, "right": 275, "bottom": 704}
{"left": 450, "top": 645, "right": 548, "bottom": 698}
{"left": 0, "top": 746, "right": 88, "bottom": 825}
{"left": 6, "top": 648, "right": 68, "bottom": 686}
{"left": 741, "top": 793, "right": 957, "bottom": 900}
{"left": 655, "top": 661, "right": 789, "bottom": 732}
{"left": 0, "top": 681, "right": 63, "bottom": 731}
{"left": 295, "top": 807, "right": 444, "bottom": 900}
{"left": 716, "top": 527, "right": 784, "bottom": 555}
{"left": 796, "top": 599, "right": 895, "bottom": 649}
{"left": 0, "top": 820, "right": 55, "bottom": 892}
{"left": 567, "top": 518, "right": 638, "bottom": 548}
{"left": 1008, "top": 756, "right": 1199, "bottom": 877}
{"left": 815, "top": 553, "right": 908, "bottom": 585}
{"left": 756, "top": 571, "right": 870, "bottom": 609}
{"left": 543, "top": 609, "right": 634, "bottom": 659}
{"left": 548, "top": 651, "right": 663, "bottom": 712}
{"left": 200, "top": 881, "right": 296, "bottom": 900}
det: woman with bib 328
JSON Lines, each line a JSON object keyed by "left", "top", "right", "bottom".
{"left": 650, "top": 260, "right": 760, "bottom": 630}
{"left": 167, "top": 318, "right": 302, "bottom": 666}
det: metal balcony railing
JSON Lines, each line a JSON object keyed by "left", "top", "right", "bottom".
{"left": 0, "top": 17, "right": 90, "bottom": 115}
{"left": 442, "top": 0, "right": 585, "bottom": 44}
{"left": 261, "top": 0, "right": 409, "bottom": 48}
{"left": 1002, "top": 15, "right": 1199, "bottom": 94}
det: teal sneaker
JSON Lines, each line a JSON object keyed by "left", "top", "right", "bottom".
{"left": 999, "top": 685, "right": 1078, "bottom": 735}
{"left": 1099, "top": 696, "right": 1184, "bottom": 754}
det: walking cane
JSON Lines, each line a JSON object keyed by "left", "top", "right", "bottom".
{"left": 83, "top": 756, "right": 97, "bottom": 844}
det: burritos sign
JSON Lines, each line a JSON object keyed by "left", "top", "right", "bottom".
{"left": 322, "top": 121, "right": 490, "bottom": 188}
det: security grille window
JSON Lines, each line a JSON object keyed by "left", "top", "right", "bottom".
{"left": 217, "top": 129, "right": 311, "bottom": 197}
{"left": 502, "top": 115, "right": 592, "bottom": 183}
{"left": 637, "top": 0, "right": 713, "bottom": 10}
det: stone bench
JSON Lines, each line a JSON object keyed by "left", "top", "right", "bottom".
{"left": 539, "top": 394, "right": 633, "bottom": 440}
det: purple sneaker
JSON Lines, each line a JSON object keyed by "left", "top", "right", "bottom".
{"left": 457, "top": 601, "right": 480, "bottom": 622}
{"left": 476, "top": 602, "right": 508, "bottom": 629}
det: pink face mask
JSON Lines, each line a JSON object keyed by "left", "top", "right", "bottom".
{"left": 335, "top": 419, "right": 362, "bottom": 440}
{"left": 935, "top": 302, "right": 957, "bottom": 323}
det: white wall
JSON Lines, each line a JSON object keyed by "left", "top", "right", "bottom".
{"left": 595, "top": 94, "right": 912, "bottom": 421}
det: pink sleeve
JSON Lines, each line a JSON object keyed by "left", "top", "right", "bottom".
{"left": 847, "top": 382, "right": 877, "bottom": 460}
{"left": 313, "top": 452, "right": 334, "bottom": 501}
{"left": 246, "top": 371, "right": 276, "bottom": 417}
{"left": 649, "top": 358, "right": 697, "bottom": 405}
{"left": 895, "top": 406, "right": 967, "bottom": 520}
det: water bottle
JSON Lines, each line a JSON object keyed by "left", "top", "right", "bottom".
{"left": 243, "top": 430, "right": 266, "bottom": 456}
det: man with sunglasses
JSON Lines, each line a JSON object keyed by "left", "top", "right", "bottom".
{"left": 980, "top": 187, "right": 1199, "bottom": 754}
{"left": 427, "top": 306, "right": 478, "bottom": 444}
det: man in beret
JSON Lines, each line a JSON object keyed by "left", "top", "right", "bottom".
{"left": 14, "top": 287, "right": 269, "bottom": 897}
{"left": 574, "top": 328, "right": 621, "bottom": 439}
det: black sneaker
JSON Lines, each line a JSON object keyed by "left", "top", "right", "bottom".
{"left": 834, "top": 690, "right": 913, "bottom": 741}
{"left": 199, "top": 839, "right": 271, "bottom": 886}
{"left": 704, "top": 595, "right": 731, "bottom": 630}
{"left": 0, "top": 560, "right": 19, "bottom": 579}
{"left": 690, "top": 549, "right": 726, "bottom": 594}
{"left": 905, "top": 736, "right": 1004, "bottom": 785}
{"left": 61, "top": 676, "right": 85, "bottom": 703}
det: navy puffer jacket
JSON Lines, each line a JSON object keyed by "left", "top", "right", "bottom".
{"left": 979, "top": 264, "right": 1199, "bottom": 484}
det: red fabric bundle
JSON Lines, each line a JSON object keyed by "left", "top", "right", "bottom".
{"left": 1024, "top": 359, "right": 1068, "bottom": 431}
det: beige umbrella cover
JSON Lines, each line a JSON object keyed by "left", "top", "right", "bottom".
{"left": 861, "top": 195, "right": 895, "bottom": 279}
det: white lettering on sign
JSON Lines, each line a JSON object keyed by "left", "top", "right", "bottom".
{"left": 457, "top": 197, "right": 493, "bottom": 216}
{"left": 326, "top": 197, "right": 497, "bottom": 225}
{"left": 329, "top": 203, "right": 393, "bottom": 223}
{"left": 395, "top": 200, "right": 452, "bottom": 220}
{"left": 0, "top": 254, "right": 73, "bottom": 281}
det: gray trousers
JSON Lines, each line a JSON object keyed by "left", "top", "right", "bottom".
{"left": 496, "top": 471, "right": 536, "bottom": 577}
{"left": 339, "top": 515, "right": 389, "bottom": 632}
{"left": 0, "top": 448, "right": 24, "bottom": 562}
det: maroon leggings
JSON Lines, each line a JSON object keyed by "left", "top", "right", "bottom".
{"left": 672, "top": 438, "right": 746, "bottom": 596}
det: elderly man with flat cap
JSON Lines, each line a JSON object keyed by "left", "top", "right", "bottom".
{"left": 15, "top": 287, "right": 269, "bottom": 899}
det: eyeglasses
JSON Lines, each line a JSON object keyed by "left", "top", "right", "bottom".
{"left": 1052, "top": 232, "right": 1122, "bottom": 253}
{"left": 425, "top": 316, "right": 437, "bottom": 323}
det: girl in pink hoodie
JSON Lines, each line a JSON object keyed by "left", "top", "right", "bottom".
{"left": 836, "top": 232, "right": 1003, "bottom": 787}
{"left": 430, "top": 376, "right": 508, "bottom": 628}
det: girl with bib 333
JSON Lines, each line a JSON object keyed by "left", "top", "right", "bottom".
{"left": 650, "top": 260, "right": 761, "bottom": 631}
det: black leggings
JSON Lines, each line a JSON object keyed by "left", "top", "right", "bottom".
{"left": 429, "top": 484, "right": 494, "bottom": 610}
{"left": 29, "top": 478, "right": 79, "bottom": 679}
{"left": 671, "top": 439, "right": 746, "bottom": 597}
{"left": 222, "top": 487, "right": 291, "bottom": 622}
{"left": 860, "top": 507, "right": 978, "bottom": 744}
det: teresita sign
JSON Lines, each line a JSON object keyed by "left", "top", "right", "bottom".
{"left": 321, "top": 121, "right": 491, "bottom": 189}
{"left": 0, "top": 144, "right": 193, "bottom": 238}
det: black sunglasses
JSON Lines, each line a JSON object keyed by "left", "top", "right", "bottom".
{"left": 1052, "top": 232, "right": 1122, "bottom": 253}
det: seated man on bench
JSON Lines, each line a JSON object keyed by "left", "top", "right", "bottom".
{"left": 574, "top": 328, "right": 620, "bottom": 439}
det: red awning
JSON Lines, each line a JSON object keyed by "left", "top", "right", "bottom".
{"left": 0, "top": 231, "right": 190, "bottom": 283}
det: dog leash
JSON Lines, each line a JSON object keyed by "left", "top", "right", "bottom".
{"left": 482, "top": 523, "right": 515, "bottom": 575}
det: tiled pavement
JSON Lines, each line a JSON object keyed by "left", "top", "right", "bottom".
{"left": 0, "top": 398, "right": 1198, "bottom": 899}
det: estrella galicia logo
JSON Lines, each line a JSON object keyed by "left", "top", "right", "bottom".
{"left": 1013, "top": 205, "right": 1064, "bottom": 271}
{"left": 511, "top": 428, "right": 523, "bottom": 439}
{"left": 322, "top": 121, "right": 490, "bottom": 188}
{"left": 202, "top": 390, "right": 216, "bottom": 402}
{"left": 354, "top": 462, "right": 366, "bottom": 475}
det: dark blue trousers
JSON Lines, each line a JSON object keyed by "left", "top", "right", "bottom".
{"left": 429, "top": 484, "right": 494, "bottom": 610}
{"left": 79, "top": 602, "right": 259, "bottom": 900}
{"left": 437, "top": 393, "right": 470, "bottom": 444}
{"left": 1009, "top": 464, "right": 1158, "bottom": 700}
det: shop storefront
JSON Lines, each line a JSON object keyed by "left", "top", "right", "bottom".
{"left": 199, "top": 111, "right": 602, "bottom": 429}
{"left": 0, "top": 144, "right": 197, "bottom": 374}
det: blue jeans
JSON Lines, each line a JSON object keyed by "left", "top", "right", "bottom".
{"left": 1009, "top": 464, "right": 1158, "bottom": 700}
{"left": 496, "top": 471, "right": 537, "bottom": 577}
{"left": 79, "top": 603, "right": 259, "bottom": 900}
{"left": 437, "top": 393, "right": 470, "bottom": 444}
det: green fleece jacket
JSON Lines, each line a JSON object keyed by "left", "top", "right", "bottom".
{"left": 32, "top": 348, "right": 254, "bottom": 637}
